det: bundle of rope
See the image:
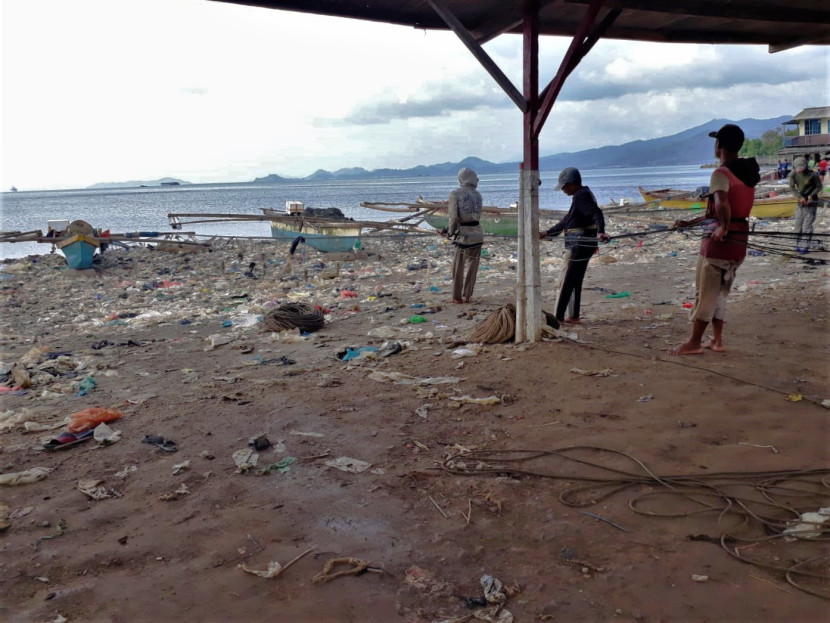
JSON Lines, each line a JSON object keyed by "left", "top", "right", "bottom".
{"left": 468, "top": 303, "right": 560, "bottom": 344}
{"left": 262, "top": 302, "right": 324, "bottom": 333}
{"left": 440, "top": 446, "right": 830, "bottom": 599}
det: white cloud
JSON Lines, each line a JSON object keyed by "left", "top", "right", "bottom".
{"left": 0, "top": 0, "right": 827, "bottom": 190}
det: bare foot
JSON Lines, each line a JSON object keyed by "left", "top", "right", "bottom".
{"left": 448, "top": 299, "right": 464, "bottom": 304}
{"left": 703, "top": 340, "right": 725, "bottom": 352}
{"left": 563, "top": 317, "right": 582, "bottom": 325}
{"left": 667, "top": 342, "right": 704, "bottom": 355}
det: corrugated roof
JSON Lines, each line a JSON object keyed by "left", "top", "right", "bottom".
{"left": 785, "top": 106, "right": 830, "bottom": 123}
{"left": 212, "top": 1, "right": 830, "bottom": 50}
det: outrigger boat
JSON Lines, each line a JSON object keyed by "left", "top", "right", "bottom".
{"left": 167, "top": 202, "right": 430, "bottom": 253}
{"left": 1, "top": 219, "right": 198, "bottom": 268}
{"left": 261, "top": 204, "right": 362, "bottom": 253}
{"left": 361, "top": 197, "right": 522, "bottom": 236}
{"left": 638, "top": 186, "right": 796, "bottom": 218}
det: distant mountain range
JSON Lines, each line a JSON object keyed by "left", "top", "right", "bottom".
{"left": 90, "top": 115, "right": 789, "bottom": 189}
{"left": 252, "top": 115, "right": 789, "bottom": 182}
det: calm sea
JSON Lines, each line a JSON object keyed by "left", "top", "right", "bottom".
{"left": 0, "top": 165, "right": 714, "bottom": 260}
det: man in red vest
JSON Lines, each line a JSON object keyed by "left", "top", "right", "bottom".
{"left": 669, "top": 124, "right": 759, "bottom": 355}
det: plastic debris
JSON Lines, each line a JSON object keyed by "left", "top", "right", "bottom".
{"left": 368, "top": 370, "right": 461, "bottom": 385}
{"left": 67, "top": 407, "right": 122, "bottom": 433}
{"left": 323, "top": 457, "right": 371, "bottom": 473}
{"left": 782, "top": 507, "right": 830, "bottom": 539}
{"left": 233, "top": 449, "right": 259, "bottom": 473}
{"left": 77, "top": 479, "right": 113, "bottom": 500}
{"left": 0, "top": 467, "right": 51, "bottom": 486}
{"left": 605, "top": 291, "right": 630, "bottom": 299}
{"left": 159, "top": 483, "right": 190, "bottom": 501}
{"left": 93, "top": 422, "right": 122, "bottom": 445}
{"left": 691, "top": 575, "right": 709, "bottom": 582}
{"left": 570, "top": 368, "right": 615, "bottom": 377}
{"left": 451, "top": 348, "right": 478, "bottom": 359}
{"left": 172, "top": 460, "right": 191, "bottom": 475}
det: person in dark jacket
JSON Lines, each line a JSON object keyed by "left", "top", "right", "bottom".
{"left": 540, "top": 167, "right": 610, "bottom": 324}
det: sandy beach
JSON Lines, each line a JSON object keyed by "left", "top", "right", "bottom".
{"left": 1, "top": 212, "right": 828, "bottom": 622}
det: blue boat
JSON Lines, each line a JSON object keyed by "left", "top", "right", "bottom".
{"left": 262, "top": 206, "right": 362, "bottom": 253}
{"left": 56, "top": 234, "right": 100, "bottom": 269}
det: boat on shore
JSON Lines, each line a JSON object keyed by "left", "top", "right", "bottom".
{"left": 261, "top": 205, "right": 362, "bottom": 253}
{"left": 362, "top": 197, "right": 521, "bottom": 236}
{"left": 638, "top": 186, "right": 796, "bottom": 218}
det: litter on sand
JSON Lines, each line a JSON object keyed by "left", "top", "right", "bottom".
{"left": 447, "top": 395, "right": 502, "bottom": 406}
{"left": 0, "top": 467, "right": 52, "bottom": 486}
{"left": 238, "top": 545, "right": 317, "bottom": 579}
{"left": 570, "top": 368, "right": 615, "bottom": 377}
{"left": 368, "top": 370, "right": 461, "bottom": 385}
{"left": 323, "top": 457, "right": 371, "bottom": 473}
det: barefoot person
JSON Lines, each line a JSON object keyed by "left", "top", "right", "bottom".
{"left": 540, "top": 167, "right": 611, "bottom": 324}
{"left": 669, "top": 124, "right": 759, "bottom": 355}
{"left": 446, "top": 167, "right": 484, "bottom": 303}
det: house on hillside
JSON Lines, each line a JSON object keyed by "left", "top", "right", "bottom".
{"left": 778, "top": 106, "right": 830, "bottom": 160}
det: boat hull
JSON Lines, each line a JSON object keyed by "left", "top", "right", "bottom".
{"left": 56, "top": 234, "right": 99, "bottom": 269}
{"left": 424, "top": 213, "right": 518, "bottom": 237}
{"left": 268, "top": 220, "right": 362, "bottom": 253}
{"left": 638, "top": 188, "right": 796, "bottom": 218}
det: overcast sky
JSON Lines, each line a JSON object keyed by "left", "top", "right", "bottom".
{"left": 1, "top": 0, "right": 828, "bottom": 191}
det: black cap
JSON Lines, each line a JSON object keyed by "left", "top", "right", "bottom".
{"left": 708, "top": 124, "right": 745, "bottom": 151}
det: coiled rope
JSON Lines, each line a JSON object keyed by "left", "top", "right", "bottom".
{"left": 262, "top": 302, "right": 324, "bottom": 333}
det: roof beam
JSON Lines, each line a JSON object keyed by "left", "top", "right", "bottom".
{"left": 534, "top": 2, "right": 618, "bottom": 138}
{"left": 565, "top": 0, "right": 830, "bottom": 24}
{"left": 471, "top": 17, "right": 523, "bottom": 45}
{"left": 426, "top": 0, "right": 527, "bottom": 113}
{"left": 770, "top": 34, "right": 830, "bottom": 53}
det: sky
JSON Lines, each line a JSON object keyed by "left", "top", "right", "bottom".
{"left": 1, "top": 0, "right": 828, "bottom": 191}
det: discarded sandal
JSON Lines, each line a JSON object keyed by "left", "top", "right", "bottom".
{"left": 43, "top": 429, "right": 94, "bottom": 452}
{"left": 141, "top": 434, "right": 178, "bottom": 452}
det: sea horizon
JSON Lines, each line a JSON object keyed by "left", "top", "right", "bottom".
{"left": 1, "top": 164, "right": 717, "bottom": 261}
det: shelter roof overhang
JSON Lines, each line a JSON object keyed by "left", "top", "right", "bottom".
{"left": 212, "top": 1, "right": 830, "bottom": 52}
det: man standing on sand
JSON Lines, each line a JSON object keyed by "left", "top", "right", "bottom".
{"left": 670, "top": 124, "right": 759, "bottom": 355}
{"left": 789, "top": 156, "right": 823, "bottom": 254}
{"left": 540, "top": 167, "right": 611, "bottom": 324}
{"left": 445, "top": 167, "right": 484, "bottom": 303}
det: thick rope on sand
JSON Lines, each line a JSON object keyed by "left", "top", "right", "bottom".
{"left": 468, "top": 303, "right": 560, "bottom": 344}
{"left": 262, "top": 302, "right": 325, "bottom": 333}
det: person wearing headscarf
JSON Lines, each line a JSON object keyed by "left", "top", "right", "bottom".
{"left": 540, "top": 166, "right": 610, "bottom": 324}
{"left": 789, "top": 156, "right": 823, "bottom": 253}
{"left": 445, "top": 167, "right": 484, "bottom": 303}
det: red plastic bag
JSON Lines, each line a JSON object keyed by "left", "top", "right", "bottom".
{"left": 67, "top": 407, "right": 122, "bottom": 433}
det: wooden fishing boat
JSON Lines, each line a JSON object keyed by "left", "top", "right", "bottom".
{"left": 638, "top": 186, "right": 796, "bottom": 218}
{"left": 361, "top": 198, "right": 520, "bottom": 236}
{"left": 261, "top": 207, "right": 362, "bottom": 253}
{"left": 56, "top": 234, "right": 100, "bottom": 269}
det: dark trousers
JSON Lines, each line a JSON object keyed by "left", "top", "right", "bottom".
{"left": 555, "top": 242, "right": 596, "bottom": 320}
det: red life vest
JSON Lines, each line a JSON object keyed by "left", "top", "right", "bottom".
{"left": 700, "top": 166, "right": 754, "bottom": 262}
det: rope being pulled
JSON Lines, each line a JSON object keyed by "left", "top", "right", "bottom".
{"left": 468, "top": 303, "right": 560, "bottom": 344}
{"left": 262, "top": 302, "right": 325, "bottom": 333}
{"left": 440, "top": 446, "right": 830, "bottom": 599}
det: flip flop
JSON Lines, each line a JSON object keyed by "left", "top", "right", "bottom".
{"left": 141, "top": 434, "right": 178, "bottom": 452}
{"left": 43, "top": 429, "right": 94, "bottom": 452}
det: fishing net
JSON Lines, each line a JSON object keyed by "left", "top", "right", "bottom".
{"left": 262, "top": 302, "right": 325, "bottom": 333}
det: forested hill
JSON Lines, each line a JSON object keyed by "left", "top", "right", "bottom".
{"left": 252, "top": 115, "right": 790, "bottom": 182}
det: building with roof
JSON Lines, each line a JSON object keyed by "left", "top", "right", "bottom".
{"left": 779, "top": 106, "right": 830, "bottom": 159}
